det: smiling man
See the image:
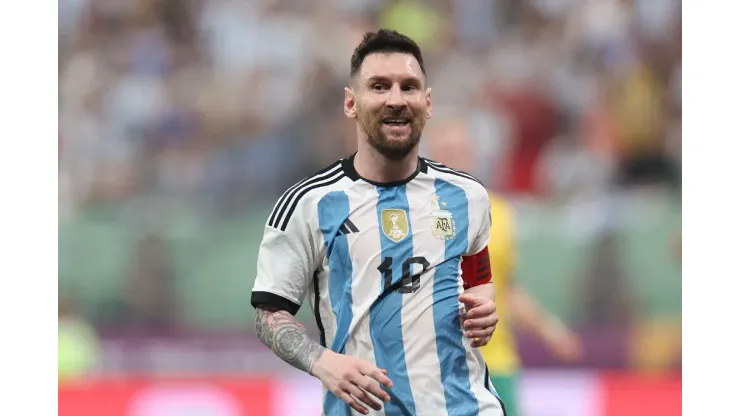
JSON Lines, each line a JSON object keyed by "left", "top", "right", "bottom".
{"left": 250, "top": 29, "right": 505, "bottom": 416}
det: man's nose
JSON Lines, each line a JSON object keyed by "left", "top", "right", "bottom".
{"left": 385, "top": 84, "right": 406, "bottom": 109}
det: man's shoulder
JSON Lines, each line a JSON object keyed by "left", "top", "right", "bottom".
{"left": 421, "top": 158, "right": 489, "bottom": 201}
{"left": 266, "top": 158, "right": 354, "bottom": 231}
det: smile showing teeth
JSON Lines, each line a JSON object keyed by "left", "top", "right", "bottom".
{"left": 383, "top": 119, "right": 409, "bottom": 125}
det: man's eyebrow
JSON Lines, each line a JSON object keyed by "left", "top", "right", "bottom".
{"left": 365, "top": 75, "right": 423, "bottom": 85}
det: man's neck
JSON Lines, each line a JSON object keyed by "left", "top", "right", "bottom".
{"left": 354, "top": 139, "right": 419, "bottom": 185}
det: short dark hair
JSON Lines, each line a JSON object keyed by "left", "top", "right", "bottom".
{"left": 350, "top": 29, "right": 426, "bottom": 79}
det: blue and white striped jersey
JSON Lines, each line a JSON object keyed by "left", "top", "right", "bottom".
{"left": 251, "top": 154, "right": 505, "bottom": 416}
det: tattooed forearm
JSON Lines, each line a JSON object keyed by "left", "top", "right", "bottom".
{"left": 254, "top": 307, "right": 326, "bottom": 374}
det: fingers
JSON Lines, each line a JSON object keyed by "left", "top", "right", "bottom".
{"left": 464, "top": 303, "right": 495, "bottom": 319}
{"left": 334, "top": 364, "right": 392, "bottom": 414}
{"left": 457, "top": 293, "right": 478, "bottom": 307}
{"left": 464, "top": 326, "right": 495, "bottom": 340}
{"left": 352, "top": 373, "right": 391, "bottom": 404}
{"left": 365, "top": 366, "right": 393, "bottom": 389}
{"left": 324, "top": 358, "right": 394, "bottom": 415}
{"left": 471, "top": 335, "right": 492, "bottom": 348}
{"left": 463, "top": 315, "right": 497, "bottom": 331}
{"left": 337, "top": 390, "right": 369, "bottom": 415}
{"left": 464, "top": 324, "right": 496, "bottom": 348}
{"left": 345, "top": 382, "right": 383, "bottom": 412}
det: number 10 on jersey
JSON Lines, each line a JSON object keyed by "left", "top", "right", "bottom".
{"left": 377, "top": 256, "right": 430, "bottom": 294}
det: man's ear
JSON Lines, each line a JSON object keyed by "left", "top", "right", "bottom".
{"left": 344, "top": 87, "right": 357, "bottom": 119}
{"left": 425, "top": 87, "right": 433, "bottom": 119}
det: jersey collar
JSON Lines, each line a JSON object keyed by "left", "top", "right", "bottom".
{"left": 342, "top": 152, "right": 428, "bottom": 187}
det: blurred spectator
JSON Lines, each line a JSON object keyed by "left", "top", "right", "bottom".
{"left": 378, "top": 0, "right": 447, "bottom": 54}
{"left": 58, "top": 292, "right": 100, "bottom": 382}
{"left": 609, "top": 52, "right": 679, "bottom": 188}
{"left": 58, "top": 0, "right": 681, "bottom": 376}
{"left": 577, "top": 232, "right": 635, "bottom": 326}
{"left": 487, "top": 79, "right": 559, "bottom": 197}
{"left": 98, "top": 234, "right": 178, "bottom": 332}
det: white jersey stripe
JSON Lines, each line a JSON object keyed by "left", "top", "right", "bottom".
{"left": 403, "top": 179, "right": 448, "bottom": 413}
{"left": 346, "top": 183, "right": 383, "bottom": 414}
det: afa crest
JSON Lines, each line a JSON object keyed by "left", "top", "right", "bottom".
{"left": 430, "top": 195, "right": 456, "bottom": 240}
{"left": 381, "top": 209, "right": 409, "bottom": 243}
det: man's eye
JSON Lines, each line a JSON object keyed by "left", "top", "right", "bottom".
{"left": 402, "top": 85, "right": 417, "bottom": 92}
{"left": 372, "top": 84, "right": 386, "bottom": 91}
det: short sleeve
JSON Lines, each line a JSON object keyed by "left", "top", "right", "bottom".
{"left": 466, "top": 187, "right": 492, "bottom": 256}
{"left": 250, "top": 203, "right": 322, "bottom": 315}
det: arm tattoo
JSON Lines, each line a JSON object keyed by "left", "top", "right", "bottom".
{"left": 254, "top": 307, "right": 326, "bottom": 375}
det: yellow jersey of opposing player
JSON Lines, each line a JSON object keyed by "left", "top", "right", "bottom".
{"left": 480, "top": 193, "right": 521, "bottom": 374}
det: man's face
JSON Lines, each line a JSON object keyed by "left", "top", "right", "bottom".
{"left": 345, "top": 52, "right": 432, "bottom": 160}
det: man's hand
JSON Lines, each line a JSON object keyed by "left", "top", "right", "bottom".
{"left": 542, "top": 320, "right": 583, "bottom": 363}
{"left": 312, "top": 350, "right": 393, "bottom": 415}
{"left": 508, "top": 286, "right": 584, "bottom": 363}
{"left": 459, "top": 287, "right": 499, "bottom": 348}
{"left": 255, "top": 307, "right": 393, "bottom": 414}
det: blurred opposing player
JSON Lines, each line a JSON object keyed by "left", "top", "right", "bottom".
{"left": 425, "top": 116, "right": 583, "bottom": 416}
{"left": 251, "top": 30, "right": 505, "bottom": 415}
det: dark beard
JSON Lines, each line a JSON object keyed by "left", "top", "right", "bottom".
{"left": 359, "top": 111, "right": 425, "bottom": 161}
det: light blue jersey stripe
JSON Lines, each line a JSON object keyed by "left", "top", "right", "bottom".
{"left": 318, "top": 191, "right": 354, "bottom": 416}
{"left": 370, "top": 185, "right": 417, "bottom": 415}
{"left": 433, "top": 178, "right": 479, "bottom": 415}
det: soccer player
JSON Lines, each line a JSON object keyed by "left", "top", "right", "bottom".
{"left": 250, "top": 30, "right": 506, "bottom": 416}
{"left": 425, "top": 116, "right": 583, "bottom": 416}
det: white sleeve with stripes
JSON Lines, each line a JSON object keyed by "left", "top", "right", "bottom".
{"left": 250, "top": 196, "right": 323, "bottom": 315}
{"left": 251, "top": 161, "right": 345, "bottom": 313}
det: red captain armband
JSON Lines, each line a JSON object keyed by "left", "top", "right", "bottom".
{"left": 461, "top": 247, "right": 492, "bottom": 290}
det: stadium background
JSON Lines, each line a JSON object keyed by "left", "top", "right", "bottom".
{"left": 58, "top": 0, "right": 682, "bottom": 415}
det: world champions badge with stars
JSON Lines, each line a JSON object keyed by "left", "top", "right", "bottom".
{"left": 430, "top": 194, "right": 456, "bottom": 240}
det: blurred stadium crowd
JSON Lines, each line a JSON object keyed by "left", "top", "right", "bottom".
{"left": 58, "top": 0, "right": 681, "bottom": 384}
